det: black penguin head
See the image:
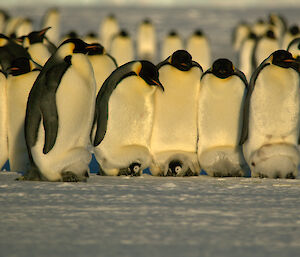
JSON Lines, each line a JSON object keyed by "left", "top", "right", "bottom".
{"left": 194, "top": 29, "right": 203, "bottom": 36}
{"left": 59, "top": 38, "right": 89, "bottom": 55}
{"left": 128, "top": 162, "right": 141, "bottom": 176}
{"left": 138, "top": 61, "right": 164, "bottom": 91}
{"left": 289, "top": 25, "right": 299, "bottom": 35}
{"left": 7, "top": 57, "right": 32, "bottom": 76}
{"left": 248, "top": 31, "right": 258, "bottom": 40}
{"left": 170, "top": 50, "right": 193, "bottom": 71}
{"left": 271, "top": 50, "right": 297, "bottom": 69}
{"left": 211, "top": 58, "right": 235, "bottom": 79}
{"left": 86, "top": 43, "right": 105, "bottom": 56}
{"left": 168, "top": 30, "right": 178, "bottom": 37}
{"left": 265, "top": 30, "right": 276, "bottom": 39}
{"left": 119, "top": 30, "right": 129, "bottom": 37}
{"left": 27, "top": 27, "right": 51, "bottom": 45}
{"left": 168, "top": 160, "right": 183, "bottom": 176}
{"left": 142, "top": 18, "right": 151, "bottom": 24}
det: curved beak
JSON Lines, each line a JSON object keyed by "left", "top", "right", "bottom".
{"left": 152, "top": 79, "right": 164, "bottom": 91}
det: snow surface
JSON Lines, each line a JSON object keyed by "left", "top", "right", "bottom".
{"left": 1, "top": 5, "right": 300, "bottom": 257}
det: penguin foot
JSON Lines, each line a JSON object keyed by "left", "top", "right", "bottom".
{"left": 61, "top": 171, "right": 88, "bottom": 182}
{"left": 16, "top": 169, "right": 43, "bottom": 181}
{"left": 184, "top": 168, "right": 195, "bottom": 177}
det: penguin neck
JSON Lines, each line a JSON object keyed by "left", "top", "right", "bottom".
{"left": 70, "top": 53, "right": 94, "bottom": 82}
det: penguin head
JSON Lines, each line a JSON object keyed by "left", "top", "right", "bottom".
{"left": 194, "top": 29, "right": 203, "bottom": 36}
{"left": 142, "top": 18, "right": 151, "bottom": 25}
{"left": 86, "top": 43, "right": 105, "bottom": 56}
{"left": 289, "top": 25, "right": 299, "bottom": 35}
{"left": 138, "top": 60, "right": 164, "bottom": 91}
{"left": 168, "top": 160, "right": 183, "bottom": 176}
{"left": 265, "top": 30, "right": 276, "bottom": 39}
{"left": 119, "top": 30, "right": 129, "bottom": 38}
{"left": 23, "top": 27, "right": 51, "bottom": 47}
{"left": 271, "top": 50, "right": 297, "bottom": 69}
{"left": 170, "top": 50, "right": 193, "bottom": 71}
{"left": 168, "top": 30, "right": 178, "bottom": 37}
{"left": 128, "top": 162, "right": 141, "bottom": 176}
{"left": 58, "top": 38, "right": 89, "bottom": 58}
{"left": 7, "top": 57, "right": 34, "bottom": 76}
{"left": 211, "top": 58, "right": 235, "bottom": 79}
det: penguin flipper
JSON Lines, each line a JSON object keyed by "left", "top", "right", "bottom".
{"left": 41, "top": 59, "right": 70, "bottom": 154}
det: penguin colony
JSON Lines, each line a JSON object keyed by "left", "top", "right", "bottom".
{"left": 0, "top": 8, "right": 300, "bottom": 182}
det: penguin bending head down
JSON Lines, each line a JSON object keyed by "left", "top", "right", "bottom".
{"left": 198, "top": 58, "right": 249, "bottom": 177}
{"left": 92, "top": 60, "right": 163, "bottom": 176}
{"left": 241, "top": 50, "right": 300, "bottom": 178}
{"left": 23, "top": 38, "right": 97, "bottom": 182}
{"left": 151, "top": 50, "right": 202, "bottom": 176}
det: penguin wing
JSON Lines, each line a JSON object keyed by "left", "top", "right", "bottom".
{"left": 233, "top": 69, "right": 248, "bottom": 88}
{"left": 93, "top": 62, "right": 137, "bottom": 146}
{"left": 107, "top": 53, "right": 118, "bottom": 67}
{"left": 156, "top": 56, "right": 171, "bottom": 69}
{"left": 41, "top": 59, "right": 71, "bottom": 154}
{"left": 191, "top": 60, "right": 203, "bottom": 72}
{"left": 239, "top": 62, "right": 270, "bottom": 145}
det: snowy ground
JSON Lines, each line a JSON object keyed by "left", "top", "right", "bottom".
{"left": 1, "top": 172, "right": 300, "bottom": 257}
{"left": 1, "top": 5, "right": 300, "bottom": 257}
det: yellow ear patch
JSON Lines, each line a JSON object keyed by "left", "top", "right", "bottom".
{"left": 0, "top": 38, "right": 7, "bottom": 47}
{"left": 132, "top": 62, "right": 142, "bottom": 76}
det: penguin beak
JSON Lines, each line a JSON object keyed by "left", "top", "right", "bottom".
{"left": 283, "top": 59, "right": 296, "bottom": 63}
{"left": 39, "top": 27, "right": 51, "bottom": 36}
{"left": 151, "top": 79, "right": 164, "bottom": 91}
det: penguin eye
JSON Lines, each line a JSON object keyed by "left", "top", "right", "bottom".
{"left": 133, "top": 165, "right": 140, "bottom": 173}
{"left": 175, "top": 166, "right": 182, "bottom": 173}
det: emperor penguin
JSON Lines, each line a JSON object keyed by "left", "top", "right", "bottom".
{"left": 150, "top": 50, "right": 203, "bottom": 176}
{"left": 99, "top": 14, "right": 119, "bottom": 51}
{"left": 238, "top": 31, "right": 258, "bottom": 80}
{"left": 6, "top": 57, "right": 40, "bottom": 172}
{"left": 86, "top": 43, "right": 117, "bottom": 94}
{"left": 0, "top": 70, "right": 8, "bottom": 169}
{"left": 92, "top": 60, "right": 164, "bottom": 176}
{"left": 137, "top": 18, "right": 156, "bottom": 62}
{"left": 287, "top": 37, "right": 300, "bottom": 59}
{"left": 23, "top": 38, "right": 97, "bottom": 182}
{"left": 186, "top": 29, "right": 211, "bottom": 71}
{"left": 22, "top": 27, "right": 54, "bottom": 66}
{"left": 198, "top": 58, "right": 249, "bottom": 177}
{"left": 14, "top": 18, "right": 33, "bottom": 38}
{"left": 281, "top": 25, "right": 300, "bottom": 50}
{"left": 251, "top": 19, "right": 268, "bottom": 37}
{"left": 232, "top": 21, "right": 251, "bottom": 52}
{"left": 252, "top": 30, "right": 280, "bottom": 70}
{"left": 4, "top": 16, "right": 24, "bottom": 37}
{"left": 110, "top": 30, "right": 134, "bottom": 66}
{"left": 268, "top": 13, "right": 287, "bottom": 41}
{"left": 161, "top": 30, "right": 183, "bottom": 61}
{"left": 42, "top": 8, "right": 60, "bottom": 45}
{"left": 240, "top": 50, "right": 300, "bottom": 179}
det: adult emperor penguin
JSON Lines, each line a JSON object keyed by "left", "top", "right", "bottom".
{"left": 186, "top": 29, "right": 211, "bottom": 71}
{"left": 6, "top": 57, "right": 40, "bottom": 172}
{"left": 240, "top": 50, "right": 300, "bottom": 178}
{"left": 92, "top": 60, "right": 164, "bottom": 176}
{"left": 23, "top": 38, "right": 97, "bottom": 182}
{"left": 22, "top": 27, "right": 55, "bottom": 66}
{"left": 282, "top": 25, "right": 300, "bottom": 50}
{"left": 161, "top": 30, "right": 183, "bottom": 61}
{"left": 150, "top": 50, "right": 202, "bottom": 176}
{"left": 87, "top": 43, "right": 117, "bottom": 94}
{"left": 238, "top": 31, "right": 258, "bottom": 80}
{"left": 198, "top": 58, "right": 249, "bottom": 177}
{"left": 252, "top": 30, "right": 280, "bottom": 70}
{"left": 42, "top": 8, "right": 60, "bottom": 45}
{"left": 137, "top": 18, "right": 156, "bottom": 62}
{"left": 251, "top": 19, "right": 268, "bottom": 37}
{"left": 232, "top": 21, "right": 251, "bottom": 52}
{"left": 0, "top": 70, "right": 8, "bottom": 169}
{"left": 99, "top": 14, "right": 119, "bottom": 51}
{"left": 110, "top": 30, "right": 134, "bottom": 66}
{"left": 287, "top": 37, "right": 300, "bottom": 59}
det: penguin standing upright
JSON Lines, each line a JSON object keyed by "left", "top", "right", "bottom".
{"left": 252, "top": 30, "right": 280, "bottom": 70}
{"left": 110, "top": 30, "right": 134, "bottom": 66}
{"left": 198, "top": 58, "right": 249, "bottom": 177}
{"left": 22, "top": 27, "right": 55, "bottom": 66}
{"left": 0, "top": 70, "right": 8, "bottom": 169}
{"left": 23, "top": 38, "right": 97, "bottom": 182}
{"left": 92, "top": 61, "right": 164, "bottom": 176}
{"left": 186, "top": 29, "right": 211, "bottom": 71}
{"left": 6, "top": 57, "right": 40, "bottom": 172}
{"left": 137, "top": 19, "right": 156, "bottom": 62}
{"left": 86, "top": 43, "right": 117, "bottom": 94}
{"left": 241, "top": 50, "right": 300, "bottom": 178}
{"left": 161, "top": 30, "right": 183, "bottom": 61}
{"left": 150, "top": 50, "right": 202, "bottom": 176}
{"left": 232, "top": 21, "right": 251, "bottom": 52}
{"left": 282, "top": 25, "right": 300, "bottom": 50}
{"left": 238, "top": 31, "right": 258, "bottom": 80}
{"left": 99, "top": 14, "right": 119, "bottom": 51}
{"left": 287, "top": 37, "right": 300, "bottom": 59}
{"left": 42, "top": 8, "right": 60, "bottom": 45}
{"left": 251, "top": 19, "right": 268, "bottom": 37}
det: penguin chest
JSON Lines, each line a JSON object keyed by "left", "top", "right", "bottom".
{"left": 250, "top": 66, "right": 300, "bottom": 141}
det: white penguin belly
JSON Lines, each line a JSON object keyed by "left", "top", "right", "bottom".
{"left": 95, "top": 76, "right": 155, "bottom": 175}
{"left": 31, "top": 67, "right": 95, "bottom": 181}
{"left": 150, "top": 66, "right": 201, "bottom": 175}
{"left": 186, "top": 38, "right": 211, "bottom": 71}
{"left": 7, "top": 72, "right": 39, "bottom": 172}
{"left": 28, "top": 44, "right": 51, "bottom": 66}
{"left": 244, "top": 66, "right": 300, "bottom": 178}
{"left": 198, "top": 75, "right": 247, "bottom": 176}
{"left": 0, "top": 73, "right": 8, "bottom": 169}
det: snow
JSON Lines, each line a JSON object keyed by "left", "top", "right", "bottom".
{"left": 1, "top": 5, "right": 300, "bottom": 257}
{"left": 1, "top": 172, "right": 300, "bottom": 257}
